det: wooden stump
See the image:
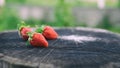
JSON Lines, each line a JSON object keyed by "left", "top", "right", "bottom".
{"left": 0, "top": 27, "right": 120, "bottom": 68}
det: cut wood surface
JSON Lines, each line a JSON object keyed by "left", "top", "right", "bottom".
{"left": 0, "top": 27, "right": 120, "bottom": 68}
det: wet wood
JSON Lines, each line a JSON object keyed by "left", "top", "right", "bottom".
{"left": 0, "top": 27, "right": 120, "bottom": 68}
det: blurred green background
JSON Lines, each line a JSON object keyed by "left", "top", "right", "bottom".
{"left": 0, "top": 0, "right": 120, "bottom": 33}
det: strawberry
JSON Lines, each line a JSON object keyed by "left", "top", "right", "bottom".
{"left": 28, "top": 32, "right": 48, "bottom": 47}
{"left": 18, "top": 21, "right": 32, "bottom": 40}
{"left": 20, "top": 27, "right": 32, "bottom": 40}
{"left": 36, "top": 25, "right": 58, "bottom": 40}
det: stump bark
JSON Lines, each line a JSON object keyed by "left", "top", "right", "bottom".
{"left": 0, "top": 27, "right": 120, "bottom": 68}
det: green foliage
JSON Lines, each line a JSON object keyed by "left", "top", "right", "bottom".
{"left": 5, "top": 0, "right": 118, "bottom": 7}
{"left": 96, "top": 14, "right": 112, "bottom": 30}
{"left": 6, "top": 0, "right": 26, "bottom": 4}
{"left": 118, "top": 0, "right": 120, "bottom": 8}
{"left": 110, "top": 27, "right": 120, "bottom": 33}
{"left": 55, "top": 0, "right": 75, "bottom": 27}
{"left": 0, "top": 0, "right": 119, "bottom": 34}
{"left": 0, "top": 7, "right": 20, "bottom": 31}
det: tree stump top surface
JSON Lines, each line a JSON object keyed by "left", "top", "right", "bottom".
{"left": 0, "top": 27, "right": 120, "bottom": 68}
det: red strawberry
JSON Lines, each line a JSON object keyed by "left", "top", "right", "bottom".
{"left": 18, "top": 21, "right": 32, "bottom": 40}
{"left": 36, "top": 25, "right": 58, "bottom": 40}
{"left": 20, "top": 27, "right": 32, "bottom": 40}
{"left": 28, "top": 32, "right": 48, "bottom": 47}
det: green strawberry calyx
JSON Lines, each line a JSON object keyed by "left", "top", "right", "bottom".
{"left": 17, "top": 21, "right": 30, "bottom": 31}
{"left": 26, "top": 32, "right": 34, "bottom": 46}
{"left": 35, "top": 25, "right": 45, "bottom": 33}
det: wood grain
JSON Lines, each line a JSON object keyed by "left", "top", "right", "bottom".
{"left": 0, "top": 27, "right": 120, "bottom": 68}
